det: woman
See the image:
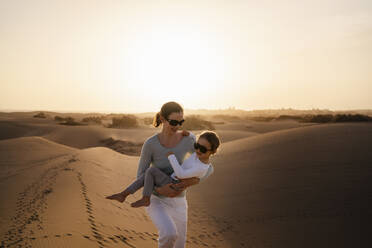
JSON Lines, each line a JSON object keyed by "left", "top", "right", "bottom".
{"left": 107, "top": 101, "right": 213, "bottom": 248}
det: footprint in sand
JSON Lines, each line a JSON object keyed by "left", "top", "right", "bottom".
{"left": 1, "top": 162, "right": 69, "bottom": 247}
{"left": 77, "top": 171, "right": 113, "bottom": 248}
{"left": 68, "top": 157, "right": 78, "bottom": 163}
{"left": 108, "top": 236, "right": 118, "bottom": 243}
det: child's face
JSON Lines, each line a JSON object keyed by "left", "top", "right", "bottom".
{"left": 195, "top": 137, "right": 214, "bottom": 161}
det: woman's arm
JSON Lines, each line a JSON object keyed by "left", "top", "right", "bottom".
{"left": 154, "top": 184, "right": 183, "bottom": 197}
{"left": 155, "top": 177, "right": 200, "bottom": 196}
{"left": 136, "top": 139, "right": 152, "bottom": 178}
{"left": 173, "top": 177, "right": 200, "bottom": 191}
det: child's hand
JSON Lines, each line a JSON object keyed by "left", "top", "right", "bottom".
{"left": 181, "top": 130, "right": 190, "bottom": 136}
{"left": 167, "top": 151, "right": 174, "bottom": 157}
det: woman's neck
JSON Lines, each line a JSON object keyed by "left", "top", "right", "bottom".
{"left": 158, "top": 128, "right": 180, "bottom": 147}
{"left": 160, "top": 128, "right": 176, "bottom": 138}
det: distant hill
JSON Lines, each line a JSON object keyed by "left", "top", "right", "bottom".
{"left": 1, "top": 108, "right": 372, "bottom": 119}
{"left": 184, "top": 108, "right": 372, "bottom": 117}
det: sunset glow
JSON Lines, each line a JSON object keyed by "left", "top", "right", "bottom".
{"left": 1, "top": 0, "right": 371, "bottom": 113}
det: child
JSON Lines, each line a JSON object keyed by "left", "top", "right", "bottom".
{"left": 106, "top": 131, "right": 220, "bottom": 208}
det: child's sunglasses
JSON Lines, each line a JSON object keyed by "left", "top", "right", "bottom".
{"left": 166, "top": 118, "right": 185, "bottom": 126}
{"left": 194, "top": 142, "right": 212, "bottom": 153}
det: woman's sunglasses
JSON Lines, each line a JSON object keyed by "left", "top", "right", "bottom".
{"left": 194, "top": 142, "right": 212, "bottom": 153}
{"left": 166, "top": 118, "right": 185, "bottom": 126}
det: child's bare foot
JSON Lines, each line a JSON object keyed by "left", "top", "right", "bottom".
{"left": 130, "top": 196, "right": 150, "bottom": 208}
{"left": 106, "top": 192, "right": 128, "bottom": 203}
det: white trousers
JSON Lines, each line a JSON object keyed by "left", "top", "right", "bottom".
{"left": 146, "top": 194, "right": 188, "bottom": 248}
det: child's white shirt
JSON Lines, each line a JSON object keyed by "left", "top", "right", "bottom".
{"left": 168, "top": 152, "right": 211, "bottom": 180}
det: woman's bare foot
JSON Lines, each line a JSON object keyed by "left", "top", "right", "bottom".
{"left": 130, "top": 196, "right": 150, "bottom": 208}
{"left": 105, "top": 192, "right": 129, "bottom": 203}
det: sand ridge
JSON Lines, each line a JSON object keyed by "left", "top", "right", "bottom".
{"left": 0, "top": 117, "right": 307, "bottom": 153}
{"left": 1, "top": 113, "right": 372, "bottom": 247}
{"left": 191, "top": 122, "right": 372, "bottom": 247}
{"left": 0, "top": 136, "right": 231, "bottom": 248}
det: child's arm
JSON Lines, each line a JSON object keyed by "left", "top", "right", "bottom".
{"left": 167, "top": 154, "right": 207, "bottom": 179}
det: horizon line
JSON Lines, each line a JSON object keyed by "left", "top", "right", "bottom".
{"left": 1, "top": 107, "right": 372, "bottom": 114}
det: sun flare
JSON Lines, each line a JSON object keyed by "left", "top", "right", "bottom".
{"left": 119, "top": 26, "right": 228, "bottom": 106}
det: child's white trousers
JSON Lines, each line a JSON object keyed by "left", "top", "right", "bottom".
{"left": 146, "top": 194, "right": 188, "bottom": 248}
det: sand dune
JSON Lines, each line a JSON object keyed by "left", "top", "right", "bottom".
{"left": 0, "top": 119, "right": 156, "bottom": 147}
{"left": 190, "top": 122, "right": 372, "bottom": 247}
{"left": 1, "top": 113, "right": 371, "bottom": 247}
{"left": 214, "top": 119, "right": 315, "bottom": 133}
{"left": 208, "top": 130, "right": 258, "bottom": 143}
{"left": 0, "top": 137, "right": 76, "bottom": 181}
{"left": 0, "top": 118, "right": 261, "bottom": 154}
{"left": 0, "top": 136, "right": 230, "bottom": 248}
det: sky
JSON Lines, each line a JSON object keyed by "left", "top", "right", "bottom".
{"left": 1, "top": 0, "right": 371, "bottom": 113}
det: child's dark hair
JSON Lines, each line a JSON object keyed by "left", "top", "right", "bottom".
{"left": 153, "top": 101, "right": 184, "bottom": 127}
{"left": 199, "top": 131, "right": 220, "bottom": 152}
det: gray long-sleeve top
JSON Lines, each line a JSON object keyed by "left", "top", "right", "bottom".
{"left": 136, "top": 132, "right": 214, "bottom": 197}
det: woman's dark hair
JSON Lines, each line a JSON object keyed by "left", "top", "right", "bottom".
{"left": 199, "top": 131, "right": 220, "bottom": 152}
{"left": 153, "top": 101, "right": 184, "bottom": 127}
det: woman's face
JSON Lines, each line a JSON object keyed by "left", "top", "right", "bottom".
{"left": 161, "top": 112, "right": 184, "bottom": 133}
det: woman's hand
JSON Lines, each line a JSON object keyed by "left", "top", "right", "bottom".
{"left": 155, "top": 177, "right": 200, "bottom": 197}
{"left": 181, "top": 130, "right": 190, "bottom": 136}
{"left": 170, "top": 182, "right": 187, "bottom": 191}
{"left": 168, "top": 177, "right": 201, "bottom": 192}
{"left": 155, "top": 183, "right": 183, "bottom": 197}
{"left": 177, "top": 177, "right": 200, "bottom": 189}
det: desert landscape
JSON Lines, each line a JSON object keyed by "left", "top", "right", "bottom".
{"left": 2, "top": 0, "right": 372, "bottom": 247}
{"left": 0, "top": 110, "right": 371, "bottom": 247}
